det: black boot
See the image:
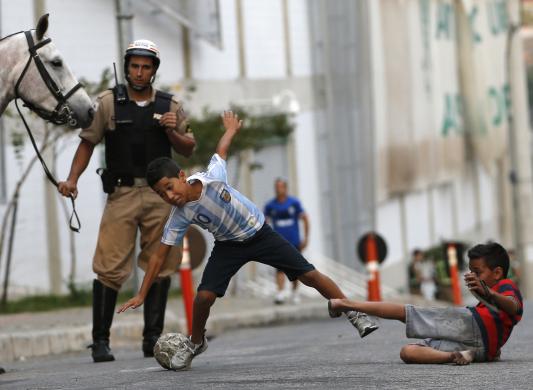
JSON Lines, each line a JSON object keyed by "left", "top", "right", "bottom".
{"left": 142, "top": 277, "right": 171, "bottom": 357}
{"left": 88, "top": 279, "right": 118, "bottom": 363}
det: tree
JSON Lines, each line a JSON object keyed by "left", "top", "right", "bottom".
{"left": 175, "top": 105, "right": 294, "bottom": 170}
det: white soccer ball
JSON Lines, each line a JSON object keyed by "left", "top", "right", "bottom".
{"left": 153, "top": 332, "right": 190, "bottom": 370}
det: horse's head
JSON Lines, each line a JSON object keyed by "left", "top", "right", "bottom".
{"left": 14, "top": 14, "right": 94, "bottom": 129}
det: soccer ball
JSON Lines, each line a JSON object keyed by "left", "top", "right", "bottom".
{"left": 153, "top": 332, "right": 189, "bottom": 370}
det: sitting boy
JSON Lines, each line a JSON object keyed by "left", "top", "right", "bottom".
{"left": 118, "top": 111, "right": 378, "bottom": 369}
{"left": 328, "top": 242, "right": 523, "bottom": 365}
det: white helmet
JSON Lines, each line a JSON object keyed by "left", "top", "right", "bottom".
{"left": 124, "top": 39, "right": 160, "bottom": 69}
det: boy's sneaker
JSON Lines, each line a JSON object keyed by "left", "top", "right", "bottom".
{"left": 346, "top": 311, "right": 379, "bottom": 338}
{"left": 169, "top": 335, "right": 208, "bottom": 370}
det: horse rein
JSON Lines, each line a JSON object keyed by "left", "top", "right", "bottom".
{"left": 7, "top": 30, "right": 82, "bottom": 232}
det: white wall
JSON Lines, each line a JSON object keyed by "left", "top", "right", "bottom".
{"left": 192, "top": 0, "right": 240, "bottom": 80}
{"left": 242, "top": 0, "right": 285, "bottom": 79}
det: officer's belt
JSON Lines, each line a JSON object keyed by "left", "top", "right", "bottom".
{"left": 115, "top": 175, "right": 148, "bottom": 187}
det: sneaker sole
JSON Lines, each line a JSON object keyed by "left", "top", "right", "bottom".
{"left": 328, "top": 300, "right": 342, "bottom": 318}
{"left": 359, "top": 325, "right": 379, "bottom": 338}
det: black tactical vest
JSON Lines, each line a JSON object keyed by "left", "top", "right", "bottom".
{"left": 105, "top": 86, "right": 172, "bottom": 178}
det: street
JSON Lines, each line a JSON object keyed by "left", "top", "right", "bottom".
{"left": 1, "top": 303, "right": 532, "bottom": 390}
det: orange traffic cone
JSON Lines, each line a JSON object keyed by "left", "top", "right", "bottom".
{"left": 180, "top": 235, "right": 195, "bottom": 335}
{"left": 366, "top": 234, "right": 382, "bottom": 301}
{"left": 447, "top": 243, "right": 463, "bottom": 305}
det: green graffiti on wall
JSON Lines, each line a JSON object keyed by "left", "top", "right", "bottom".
{"left": 436, "top": 2, "right": 454, "bottom": 40}
{"left": 487, "top": 84, "right": 511, "bottom": 126}
{"left": 440, "top": 84, "right": 510, "bottom": 137}
{"left": 468, "top": 6, "right": 482, "bottom": 43}
{"left": 441, "top": 93, "right": 463, "bottom": 136}
{"left": 433, "top": 1, "right": 509, "bottom": 44}
{"left": 487, "top": 0, "right": 508, "bottom": 36}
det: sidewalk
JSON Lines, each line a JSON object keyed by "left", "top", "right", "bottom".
{"left": 0, "top": 294, "right": 440, "bottom": 363}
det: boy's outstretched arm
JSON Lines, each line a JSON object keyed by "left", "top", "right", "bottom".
{"left": 216, "top": 111, "right": 243, "bottom": 160}
{"left": 117, "top": 243, "right": 173, "bottom": 313}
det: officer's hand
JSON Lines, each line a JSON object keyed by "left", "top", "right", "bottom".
{"left": 159, "top": 112, "right": 178, "bottom": 131}
{"left": 117, "top": 295, "right": 145, "bottom": 313}
{"left": 57, "top": 180, "right": 78, "bottom": 199}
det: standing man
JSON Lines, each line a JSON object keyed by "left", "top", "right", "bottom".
{"left": 264, "top": 178, "right": 309, "bottom": 304}
{"left": 58, "top": 39, "right": 195, "bottom": 362}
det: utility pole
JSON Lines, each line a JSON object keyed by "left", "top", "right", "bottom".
{"left": 33, "top": 0, "right": 63, "bottom": 295}
{"left": 0, "top": 2, "right": 6, "bottom": 203}
{"left": 114, "top": 0, "right": 133, "bottom": 81}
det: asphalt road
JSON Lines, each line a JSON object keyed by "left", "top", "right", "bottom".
{"left": 1, "top": 304, "right": 532, "bottom": 390}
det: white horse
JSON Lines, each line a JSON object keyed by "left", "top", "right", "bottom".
{"left": 0, "top": 14, "right": 93, "bottom": 128}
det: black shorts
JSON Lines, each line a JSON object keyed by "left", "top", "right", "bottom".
{"left": 197, "top": 224, "right": 315, "bottom": 297}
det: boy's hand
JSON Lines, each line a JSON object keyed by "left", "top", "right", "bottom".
{"left": 221, "top": 111, "right": 242, "bottom": 133}
{"left": 464, "top": 272, "right": 492, "bottom": 299}
{"left": 117, "top": 295, "right": 145, "bottom": 313}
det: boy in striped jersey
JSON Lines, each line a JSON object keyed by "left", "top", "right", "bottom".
{"left": 328, "top": 242, "right": 523, "bottom": 365}
{"left": 118, "top": 111, "right": 378, "bottom": 370}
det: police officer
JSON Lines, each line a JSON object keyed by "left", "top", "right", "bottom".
{"left": 58, "top": 39, "right": 195, "bottom": 362}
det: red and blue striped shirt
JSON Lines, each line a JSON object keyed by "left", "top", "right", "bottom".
{"left": 468, "top": 279, "right": 523, "bottom": 361}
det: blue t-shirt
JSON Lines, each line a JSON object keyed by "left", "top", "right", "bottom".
{"left": 162, "top": 154, "right": 265, "bottom": 246}
{"left": 264, "top": 196, "right": 304, "bottom": 247}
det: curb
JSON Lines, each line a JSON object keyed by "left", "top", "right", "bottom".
{"left": 0, "top": 301, "right": 328, "bottom": 363}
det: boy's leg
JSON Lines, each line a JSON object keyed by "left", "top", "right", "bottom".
{"left": 400, "top": 345, "right": 475, "bottom": 365}
{"left": 329, "top": 298, "right": 406, "bottom": 322}
{"left": 298, "top": 271, "right": 379, "bottom": 337}
{"left": 297, "top": 270, "right": 345, "bottom": 299}
{"left": 164, "top": 290, "right": 214, "bottom": 370}
{"left": 251, "top": 226, "right": 378, "bottom": 337}
{"left": 191, "top": 290, "right": 217, "bottom": 344}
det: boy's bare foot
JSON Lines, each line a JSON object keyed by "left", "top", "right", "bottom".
{"left": 450, "top": 350, "right": 475, "bottom": 365}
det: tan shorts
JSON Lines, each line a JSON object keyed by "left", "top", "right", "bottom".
{"left": 93, "top": 185, "right": 182, "bottom": 290}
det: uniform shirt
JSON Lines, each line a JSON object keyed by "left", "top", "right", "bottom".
{"left": 162, "top": 154, "right": 265, "bottom": 246}
{"left": 264, "top": 196, "right": 304, "bottom": 247}
{"left": 80, "top": 86, "right": 191, "bottom": 144}
{"left": 467, "top": 278, "right": 523, "bottom": 361}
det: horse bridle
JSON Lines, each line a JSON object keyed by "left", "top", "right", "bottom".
{"left": 14, "top": 30, "right": 83, "bottom": 127}
{"left": 10, "top": 30, "right": 82, "bottom": 232}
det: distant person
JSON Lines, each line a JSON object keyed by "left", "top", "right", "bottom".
{"left": 412, "top": 249, "right": 436, "bottom": 301}
{"left": 264, "top": 178, "right": 309, "bottom": 304}
{"left": 408, "top": 249, "right": 423, "bottom": 295}
{"left": 506, "top": 249, "right": 521, "bottom": 287}
{"left": 328, "top": 242, "right": 523, "bottom": 365}
{"left": 118, "top": 111, "right": 378, "bottom": 370}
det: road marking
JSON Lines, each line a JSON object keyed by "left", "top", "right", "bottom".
{"left": 120, "top": 366, "right": 162, "bottom": 373}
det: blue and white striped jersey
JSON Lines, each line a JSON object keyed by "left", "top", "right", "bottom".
{"left": 161, "top": 154, "right": 265, "bottom": 246}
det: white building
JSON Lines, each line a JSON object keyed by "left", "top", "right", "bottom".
{"left": 0, "top": 0, "right": 532, "bottom": 299}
